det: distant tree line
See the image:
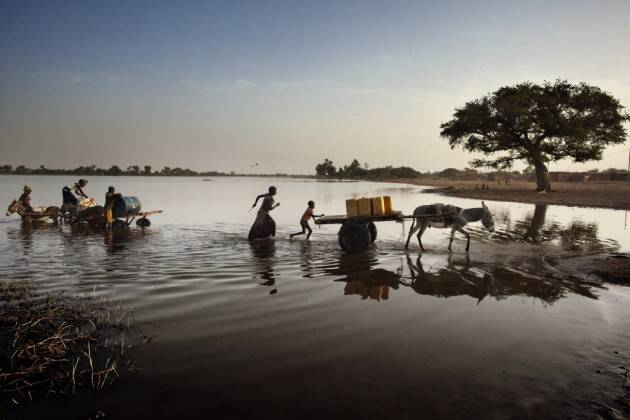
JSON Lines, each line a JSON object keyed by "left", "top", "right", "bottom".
{"left": 315, "top": 158, "right": 422, "bottom": 179}
{"left": 0, "top": 164, "right": 305, "bottom": 178}
{"left": 315, "top": 159, "right": 629, "bottom": 181}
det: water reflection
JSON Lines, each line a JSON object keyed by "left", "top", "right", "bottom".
{"left": 498, "top": 204, "right": 606, "bottom": 252}
{"left": 403, "top": 254, "right": 493, "bottom": 304}
{"left": 250, "top": 240, "right": 277, "bottom": 293}
{"left": 328, "top": 251, "right": 602, "bottom": 304}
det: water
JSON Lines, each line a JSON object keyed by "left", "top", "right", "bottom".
{"left": 1, "top": 176, "right": 630, "bottom": 419}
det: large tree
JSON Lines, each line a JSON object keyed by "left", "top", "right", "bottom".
{"left": 315, "top": 158, "right": 336, "bottom": 177}
{"left": 440, "top": 80, "right": 629, "bottom": 191}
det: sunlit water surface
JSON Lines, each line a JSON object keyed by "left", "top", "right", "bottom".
{"left": 1, "top": 176, "right": 630, "bottom": 419}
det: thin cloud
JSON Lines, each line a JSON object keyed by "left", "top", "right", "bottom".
{"left": 105, "top": 74, "right": 130, "bottom": 83}
{"left": 270, "top": 79, "right": 336, "bottom": 88}
{"left": 235, "top": 79, "right": 258, "bottom": 89}
{"left": 42, "top": 73, "right": 92, "bottom": 85}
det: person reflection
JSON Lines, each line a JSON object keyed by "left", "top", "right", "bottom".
{"left": 298, "top": 240, "right": 314, "bottom": 278}
{"left": 250, "top": 240, "right": 277, "bottom": 293}
{"left": 103, "top": 228, "right": 131, "bottom": 255}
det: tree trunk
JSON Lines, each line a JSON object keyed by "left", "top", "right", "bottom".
{"left": 533, "top": 161, "right": 551, "bottom": 192}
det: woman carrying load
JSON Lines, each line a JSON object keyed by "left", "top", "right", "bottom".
{"left": 248, "top": 186, "right": 280, "bottom": 240}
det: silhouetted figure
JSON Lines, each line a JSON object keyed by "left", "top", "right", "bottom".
{"left": 290, "top": 200, "right": 324, "bottom": 240}
{"left": 104, "top": 186, "right": 121, "bottom": 229}
{"left": 74, "top": 179, "right": 89, "bottom": 198}
{"left": 248, "top": 186, "right": 279, "bottom": 240}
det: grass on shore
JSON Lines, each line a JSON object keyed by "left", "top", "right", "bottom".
{"left": 0, "top": 277, "right": 144, "bottom": 404}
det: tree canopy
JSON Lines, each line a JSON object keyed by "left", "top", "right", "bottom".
{"left": 314, "top": 158, "right": 421, "bottom": 179}
{"left": 440, "top": 80, "right": 629, "bottom": 191}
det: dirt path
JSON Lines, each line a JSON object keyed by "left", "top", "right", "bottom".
{"left": 385, "top": 179, "right": 630, "bottom": 210}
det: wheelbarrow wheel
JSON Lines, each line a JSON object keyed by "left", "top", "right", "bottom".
{"left": 367, "top": 222, "right": 377, "bottom": 243}
{"left": 136, "top": 218, "right": 151, "bottom": 228}
{"left": 338, "top": 222, "right": 371, "bottom": 253}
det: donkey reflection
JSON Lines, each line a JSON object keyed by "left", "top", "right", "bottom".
{"left": 405, "top": 202, "right": 495, "bottom": 252}
{"left": 402, "top": 254, "right": 495, "bottom": 304}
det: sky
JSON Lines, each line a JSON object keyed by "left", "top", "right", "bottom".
{"left": 1, "top": 0, "right": 629, "bottom": 174}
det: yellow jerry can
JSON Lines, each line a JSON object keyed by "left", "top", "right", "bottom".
{"left": 357, "top": 198, "right": 372, "bottom": 216}
{"left": 346, "top": 199, "right": 359, "bottom": 218}
{"left": 371, "top": 196, "right": 385, "bottom": 216}
{"left": 383, "top": 196, "right": 393, "bottom": 213}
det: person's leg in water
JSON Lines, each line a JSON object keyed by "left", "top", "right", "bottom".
{"left": 290, "top": 222, "right": 307, "bottom": 239}
{"left": 269, "top": 214, "right": 276, "bottom": 237}
{"left": 291, "top": 221, "right": 312, "bottom": 239}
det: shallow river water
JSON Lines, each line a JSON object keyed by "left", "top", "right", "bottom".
{"left": 1, "top": 176, "right": 630, "bottom": 419}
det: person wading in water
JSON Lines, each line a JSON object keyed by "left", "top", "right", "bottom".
{"left": 248, "top": 186, "right": 280, "bottom": 240}
{"left": 290, "top": 200, "right": 324, "bottom": 240}
{"left": 104, "top": 186, "right": 121, "bottom": 230}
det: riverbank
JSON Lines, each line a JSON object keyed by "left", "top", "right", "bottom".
{"left": 386, "top": 179, "right": 630, "bottom": 210}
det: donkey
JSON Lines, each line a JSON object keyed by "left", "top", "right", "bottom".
{"left": 405, "top": 202, "right": 494, "bottom": 252}
{"left": 6, "top": 199, "right": 62, "bottom": 224}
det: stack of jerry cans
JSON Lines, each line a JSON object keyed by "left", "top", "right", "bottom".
{"left": 346, "top": 196, "right": 394, "bottom": 218}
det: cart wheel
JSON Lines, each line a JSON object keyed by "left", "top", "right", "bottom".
{"left": 338, "top": 222, "right": 371, "bottom": 253}
{"left": 136, "top": 218, "right": 151, "bottom": 228}
{"left": 368, "top": 222, "right": 377, "bottom": 243}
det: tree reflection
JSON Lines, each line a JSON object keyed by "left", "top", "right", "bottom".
{"left": 506, "top": 204, "right": 604, "bottom": 252}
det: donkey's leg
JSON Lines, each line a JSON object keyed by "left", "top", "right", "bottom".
{"left": 448, "top": 228, "right": 456, "bottom": 251}
{"left": 417, "top": 222, "right": 428, "bottom": 251}
{"left": 405, "top": 219, "right": 418, "bottom": 249}
{"left": 462, "top": 227, "right": 471, "bottom": 252}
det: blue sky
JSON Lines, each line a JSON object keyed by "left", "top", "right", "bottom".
{"left": 1, "top": 0, "right": 629, "bottom": 173}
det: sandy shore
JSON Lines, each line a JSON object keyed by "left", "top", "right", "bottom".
{"left": 386, "top": 179, "right": 630, "bottom": 210}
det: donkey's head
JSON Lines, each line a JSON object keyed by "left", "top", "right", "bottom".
{"left": 6, "top": 199, "right": 20, "bottom": 216}
{"left": 481, "top": 201, "right": 494, "bottom": 232}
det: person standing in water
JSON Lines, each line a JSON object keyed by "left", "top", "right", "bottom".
{"left": 104, "top": 186, "right": 121, "bottom": 229}
{"left": 248, "top": 186, "right": 280, "bottom": 240}
{"left": 290, "top": 200, "right": 324, "bottom": 240}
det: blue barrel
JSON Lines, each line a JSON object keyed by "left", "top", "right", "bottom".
{"left": 112, "top": 196, "right": 142, "bottom": 218}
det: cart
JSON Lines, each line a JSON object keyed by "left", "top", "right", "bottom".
{"left": 315, "top": 210, "right": 456, "bottom": 253}
{"left": 121, "top": 210, "right": 163, "bottom": 228}
{"left": 315, "top": 212, "right": 405, "bottom": 253}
